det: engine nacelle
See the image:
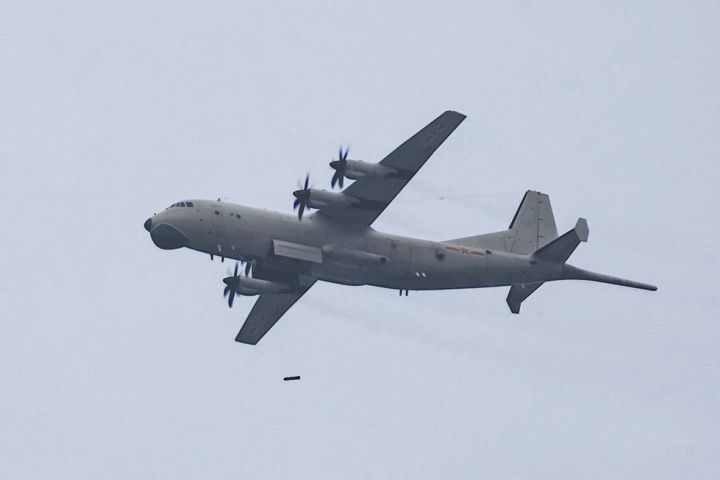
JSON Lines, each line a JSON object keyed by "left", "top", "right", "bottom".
{"left": 341, "top": 160, "right": 397, "bottom": 180}
{"left": 304, "top": 190, "right": 359, "bottom": 210}
{"left": 237, "top": 277, "right": 288, "bottom": 296}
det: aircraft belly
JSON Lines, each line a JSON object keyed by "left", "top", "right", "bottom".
{"left": 361, "top": 248, "right": 489, "bottom": 290}
{"left": 311, "top": 264, "right": 367, "bottom": 286}
{"left": 311, "top": 253, "right": 407, "bottom": 286}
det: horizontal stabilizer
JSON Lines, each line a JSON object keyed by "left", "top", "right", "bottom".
{"left": 533, "top": 218, "right": 588, "bottom": 263}
{"left": 506, "top": 282, "right": 544, "bottom": 314}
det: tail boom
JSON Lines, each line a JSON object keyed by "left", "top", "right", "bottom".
{"left": 561, "top": 265, "right": 658, "bottom": 291}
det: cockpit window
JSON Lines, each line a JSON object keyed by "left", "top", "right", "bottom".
{"left": 167, "top": 201, "right": 195, "bottom": 209}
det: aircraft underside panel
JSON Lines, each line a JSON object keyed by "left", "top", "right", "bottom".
{"left": 272, "top": 239, "right": 323, "bottom": 263}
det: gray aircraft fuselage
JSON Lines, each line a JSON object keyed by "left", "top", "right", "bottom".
{"left": 145, "top": 198, "right": 641, "bottom": 293}
{"left": 144, "top": 110, "right": 656, "bottom": 344}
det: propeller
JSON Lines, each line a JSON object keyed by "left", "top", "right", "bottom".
{"left": 223, "top": 262, "right": 241, "bottom": 308}
{"left": 292, "top": 173, "right": 312, "bottom": 220}
{"left": 222, "top": 260, "right": 255, "bottom": 307}
{"left": 243, "top": 259, "right": 253, "bottom": 276}
{"left": 330, "top": 146, "right": 349, "bottom": 189}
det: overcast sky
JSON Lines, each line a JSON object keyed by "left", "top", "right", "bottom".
{"left": 1, "top": 1, "right": 719, "bottom": 478}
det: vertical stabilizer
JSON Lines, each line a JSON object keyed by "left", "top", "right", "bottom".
{"left": 506, "top": 191, "right": 558, "bottom": 253}
{"left": 445, "top": 190, "right": 558, "bottom": 253}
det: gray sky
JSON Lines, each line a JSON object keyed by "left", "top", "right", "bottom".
{"left": 1, "top": 1, "right": 719, "bottom": 478}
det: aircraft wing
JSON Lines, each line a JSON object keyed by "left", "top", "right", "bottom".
{"left": 319, "top": 110, "right": 466, "bottom": 226}
{"left": 235, "top": 280, "right": 316, "bottom": 345}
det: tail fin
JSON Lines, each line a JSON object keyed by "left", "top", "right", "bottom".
{"left": 507, "top": 190, "right": 558, "bottom": 253}
{"left": 446, "top": 190, "right": 558, "bottom": 254}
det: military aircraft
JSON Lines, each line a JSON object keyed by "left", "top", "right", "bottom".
{"left": 144, "top": 111, "right": 656, "bottom": 345}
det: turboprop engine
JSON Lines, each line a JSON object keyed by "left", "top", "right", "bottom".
{"left": 293, "top": 174, "right": 360, "bottom": 220}
{"left": 223, "top": 263, "right": 288, "bottom": 307}
{"left": 329, "top": 146, "right": 398, "bottom": 188}
{"left": 234, "top": 277, "right": 287, "bottom": 296}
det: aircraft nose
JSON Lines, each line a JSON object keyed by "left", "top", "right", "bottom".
{"left": 150, "top": 223, "right": 188, "bottom": 250}
{"left": 144, "top": 218, "right": 152, "bottom": 232}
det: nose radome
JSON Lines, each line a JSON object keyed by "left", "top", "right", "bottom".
{"left": 150, "top": 224, "right": 188, "bottom": 250}
{"left": 144, "top": 218, "right": 153, "bottom": 232}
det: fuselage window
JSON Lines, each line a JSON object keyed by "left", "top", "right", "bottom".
{"left": 214, "top": 210, "right": 220, "bottom": 215}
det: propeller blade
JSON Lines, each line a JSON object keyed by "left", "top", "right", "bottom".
{"left": 330, "top": 146, "right": 350, "bottom": 190}
{"left": 298, "top": 203, "right": 305, "bottom": 220}
{"left": 221, "top": 261, "right": 243, "bottom": 307}
{"left": 293, "top": 174, "right": 312, "bottom": 217}
{"left": 245, "top": 261, "right": 252, "bottom": 276}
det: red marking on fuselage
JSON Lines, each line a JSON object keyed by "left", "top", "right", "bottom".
{"left": 445, "top": 245, "right": 484, "bottom": 256}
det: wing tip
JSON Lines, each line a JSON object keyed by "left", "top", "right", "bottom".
{"left": 444, "top": 110, "right": 467, "bottom": 120}
{"left": 235, "top": 333, "right": 259, "bottom": 345}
